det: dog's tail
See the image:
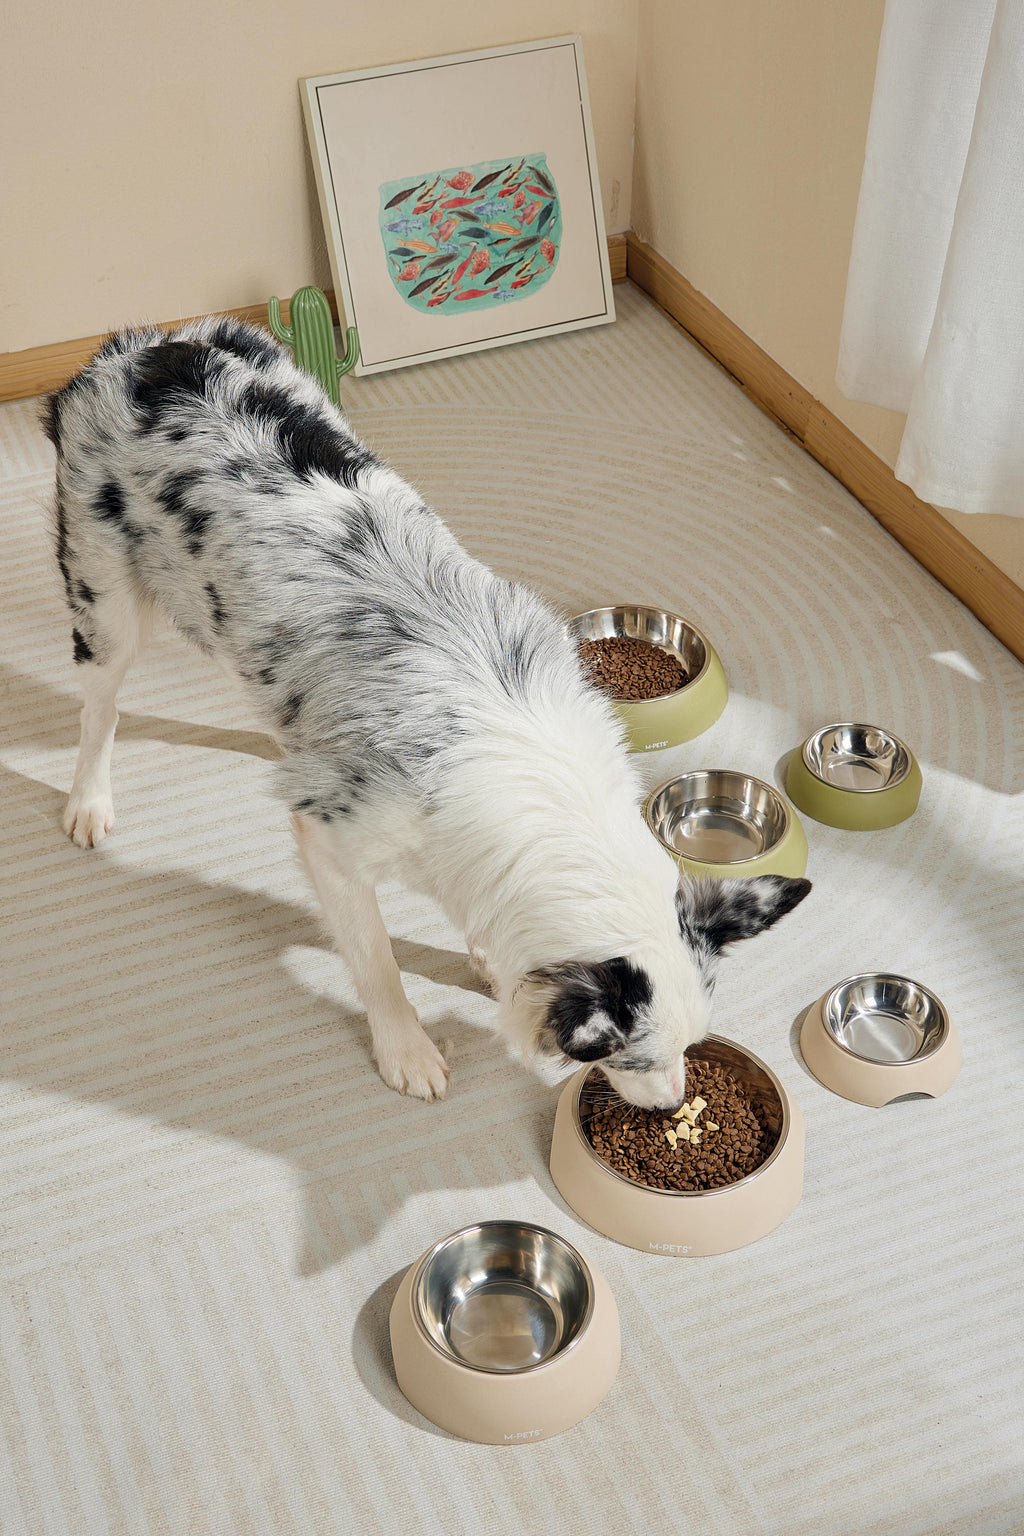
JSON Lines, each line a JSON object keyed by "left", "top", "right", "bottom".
{"left": 41, "top": 326, "right": 166, "bottom": 452}
{"left": 43, "top": 316, "right": 286, "bottom": 453}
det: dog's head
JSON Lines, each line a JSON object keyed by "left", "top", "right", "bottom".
{"left": 509, "top": 874, "right": 811, "bottom": 1108}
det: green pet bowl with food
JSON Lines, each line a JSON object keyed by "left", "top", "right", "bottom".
{"left": 569, "top": 605, "right": 728, "bottom": 752}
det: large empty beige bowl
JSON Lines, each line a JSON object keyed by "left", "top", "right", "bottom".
{"left": 800, "top": 973, "right": 960, "bottom": 1107}
{"left": 549, "top": 1037, "right": 805, "bottom": 1256}
{"left": 569, "top": 604, "right": 728, "bottom": 751}
{"left": 389, "top": 1220, "right": 620, "bottom": 1443}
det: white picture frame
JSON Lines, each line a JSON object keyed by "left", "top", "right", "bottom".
{"left": 301, "top": 36, "right": 615, "bottom": 375}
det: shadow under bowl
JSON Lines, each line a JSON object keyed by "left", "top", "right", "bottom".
{"left": 549, "top": 1037, "right": 805, "bottom": 1256}
{"left": 800, "top": 973, "right": 960, "bottom": 1107}
{"left": 645, "top": 769, "right": 808, "bottom": 878}
{"left": 786, "top": 722, "right": 921, "bottom": 829}
{"left": 389, "top": 1220, "right": 620, "bottom": 1443}
{"left": 569, "top": 605, "right": 727, "bottom": 751}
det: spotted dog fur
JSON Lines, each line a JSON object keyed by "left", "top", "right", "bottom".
{"left": 45, "top": 317, "right": 810, "bottom": 1105}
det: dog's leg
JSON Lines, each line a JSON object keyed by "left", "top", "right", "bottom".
{"left": 468, "top": 945, "right": 499, "bottom": 998}
{"left": 292, "top": 812, "right": 450, "bottom": 1101}
{"left": 63, "top": 588, "right": 149, "bottom": 849}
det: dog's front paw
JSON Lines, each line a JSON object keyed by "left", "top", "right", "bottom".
{"left": 63, "top": 791, "right": 115, "bottom": 849}
{"left": 374, "top": 1026, "right": 450, "bottom": 1102}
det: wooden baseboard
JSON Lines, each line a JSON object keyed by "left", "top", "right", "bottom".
{"left": 607, "top": 231, "right": 627, "bottom": 284}
{"left": 14, "top": 228, "right": 1007, "bottom": 659}
{"left": 0, "top": 235, "right": 629, "bottom": 406}
{"left": 0, "top": 301, "right": 292, "bottom": 407}
{"left": 625, "top": 232, "right": 1024, "bottom": 664}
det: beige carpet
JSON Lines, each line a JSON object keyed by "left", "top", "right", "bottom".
{"left": 2, "top": 284, "right": 1022, "bottom": 1535}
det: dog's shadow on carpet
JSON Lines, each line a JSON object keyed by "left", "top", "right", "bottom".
{"left": 0, "top": 759, "right": 544, "bottom": 1283}
{"left": 0, "top": 659, "right": 282, "bottom": 760}
{"left": 9, "top": 656, "right": 1017, "bottom": 1289}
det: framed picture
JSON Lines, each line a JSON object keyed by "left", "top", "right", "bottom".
{"left": 301, "top": 36, "right": 615, "bottom": 375}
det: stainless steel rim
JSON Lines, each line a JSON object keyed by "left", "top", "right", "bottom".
{"left": 801, "top": 722, "right": 913, "bottom": 794}
{"left": 568, "top": 605, "right": 712, "bottom": 697}
{"left": 570, "top": 1035, "right": 791, "bottom": 1197}
{"left": 410, "top": 1220, "right": 596, "bottom": 1376}
{"left": 645, "top": 769, "right": 791, "bottom": 865}
{"left": 822, "top": 973, "right": 949, "bottom": 1065}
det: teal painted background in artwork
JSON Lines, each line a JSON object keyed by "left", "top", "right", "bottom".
{"left": 378, "top": 154, "right": 562, "bottom": 315}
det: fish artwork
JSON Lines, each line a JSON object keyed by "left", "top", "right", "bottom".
{"left": 378, "top": 153, "right": 561, "bottom": 315}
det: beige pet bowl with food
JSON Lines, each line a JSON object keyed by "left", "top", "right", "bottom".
{"left": 800, "top": 973, "right": 960, "bottom": 1107}
{"left": 785, "top": 722, "right": 922, "bottom": 830}
{"left": 645, "top": 769, "right": 809, "bottom": 879}
{"left": 389, "top": 1220, "right": 620, "bottom": 1444}
{"left": 549, "top": 1037, "right": 805, "bottom": 1256}
{"left": 569, "top": 604, "right": 728, "bottom": 751}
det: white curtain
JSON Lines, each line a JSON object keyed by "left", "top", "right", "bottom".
{"left": 838, "top": 0, "right": 1024, "bottom": 518}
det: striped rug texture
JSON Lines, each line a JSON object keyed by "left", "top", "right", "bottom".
{"left": 1, "top": 284, "right": 1022, "bottom": 1535}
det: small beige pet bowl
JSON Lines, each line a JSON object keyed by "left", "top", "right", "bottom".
{"left": 645, "top": 769, "right": 808, "bottom": 879}
{"left": 389, "top": 1220, "right": 620, "bottom": 1444}
{"left": 549, "top": 1037, "right": 805, "bottom": 1256}
{"left": 786, "top": 722, "right": 922, "bottom": 830}
{"left": 800, "top": 973, "right": 960, "bottom": 1107}
{"left": 569, "top": 604, "right": 728, "bottom": 751}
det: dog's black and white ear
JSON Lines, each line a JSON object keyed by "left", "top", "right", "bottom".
{"left": 520, "top": 957, "right": 653, "bottom": 1065}
{"left": 677, "top": 874, "right": 811, "bottom": 958}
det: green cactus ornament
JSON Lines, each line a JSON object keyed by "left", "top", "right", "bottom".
{"left": 267, "top": 286, "right": 359, "bottom": 405}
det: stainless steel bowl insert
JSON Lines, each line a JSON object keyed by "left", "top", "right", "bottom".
{"left": 574, "top": 1036, "right": 788, "bottom": 1195}
{"left": 412, "top": 1221, "right": 594, "bottom": 1374}
{"left": 802, "top": 723, "right": 912, "bottom": 793}
{"left": 646, "top": 770, "right": 790, "bottom": 865}
{"left": 823, "top": 974, "right": 949, "bottom": 1064}
{"left": 568, "top": 605, "right": 710, "bottom": 696}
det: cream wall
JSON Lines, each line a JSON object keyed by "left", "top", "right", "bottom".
{"left": 2, "top": 1, "right": 636, "bottom": 354}
{"left": 632, "top": 0, "right": 1024, "bottom": 588}
{"left": 7, "top": 0, "right": 1022, "bottom": 584}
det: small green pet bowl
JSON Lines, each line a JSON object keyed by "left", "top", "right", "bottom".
{"left": 645, "top": 769, "right": 808, "bottom": 879}
{"left": 785, "top": 723, "right": 921, "bottom": 830}
{"left": 569, "top": 605, "right": 728, "bottom": 752}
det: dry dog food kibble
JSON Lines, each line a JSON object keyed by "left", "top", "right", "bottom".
{"left": 577, "top": 635, "right": 690, "bottom": 700}
{"left": 582, "top": 1057, "right": 777, "bottom": 1191}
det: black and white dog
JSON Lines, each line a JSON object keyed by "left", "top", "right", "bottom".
{"left": 44, "top": 317, "right": 809, "bottom": 1106}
